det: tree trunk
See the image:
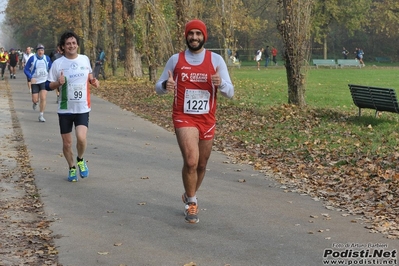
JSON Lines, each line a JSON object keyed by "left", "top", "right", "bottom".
{"left": 323, "top": 36, "right": 327, "bottom": 59}
{"left": 277, "top": 0, "right": 313, "bottom": 107}
{"left": 98, "top": 0, "right": 109, "bottom": 77}
{"left": 285, "top": 58, "right": 306, "bottom": 105}
{"left": 79, "top": 0, "right": 89, "bottom": 54}
{"left": 146, "top": 3, "right": 156, "bottom": 82}
{"left": 175, "top": 0, "right": 187, "bottom": 52}
{"left": 88, "top": 0, "right": 98, "bottom": 67}
{"left": 111, "top": 0, "right": 119, "bottom": 76}
{"left": 122, "top": 0, "right": 142, "bottom": 78}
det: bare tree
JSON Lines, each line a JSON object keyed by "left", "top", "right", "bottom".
{"left": 122, "top": 0, "right": 143, "bottom": 78}
{"left": 213, "top": 0, "right": 235, "bottom": 61}
{"left": 99, "top": 0, "right": 109, "bottom": 70}
{"left": 146, "top": 0, "right": 157, "bottom": 81}
{"left": 175, "top": 0, "right": 188, "bottom": 52}
{"left": 79, "top": 0, "right": 89, "bottom": 54}
{"left": 111, "top": 0, "right": 119, "bottom": 76}
{"left": 277, "top": 0, "right": 313, "bottom": 107}
{"left": 88, "top": 0, "right": 98, "bottom": 65}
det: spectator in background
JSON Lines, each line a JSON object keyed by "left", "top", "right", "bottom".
{"left": 264, "top": 46, "right": 270, "bottom": 67}
{"left": 50, "top": 44, "right": 63, "bottom": 103}
{"left": 22, "top": 47, "right": 35, "bottom": 93}
{"left": 254, "top": 47, "right": 264, "bottom": 70}
{"left": 18, "top": 49, "right": 23, "bottom": 69}
{"left": 342, "top": 47, "right": 349, "bottom": 59}
{"left": 93, "top": 47, "right": 106, "bottom": 79}
{"left": 358, "top": 48, "right": 365, "bottom": 66}
{"left": 8, "top": 48, "right": 18, "bottom": 79}
{"left": 354, "top": 47, "right": 360, "bottom": 60}
{"left": 229, "top": 50, "right": 240, "bottom": 64}
{"left": 50, "top": 44, "right": 63, "bottom": 62}
{"left": 0, "top": 47, "right": 9, "bottom": 80}
{"left": 354, "top": 47, "right": 365, "bottom": 66}
{"left": 271, "top": 47, "right": 278, "bottom": 66}
{"left": 234, "top": 50, "right": 239, "bottom": 61}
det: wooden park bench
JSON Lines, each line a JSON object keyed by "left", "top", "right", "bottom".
{"left": 375, "top": 57, "right": 392, "bottom": 63}
{"left": 348, "top": 84, "right": 399, "bottom": 117}
{"left": 338, "top": 59, "right": 362, "bottom": 68}
{"left": 312, "top": 59, "right": 337, "bottom": 69}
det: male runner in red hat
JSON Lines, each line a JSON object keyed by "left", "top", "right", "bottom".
{"left": 156, "top": 19, "right": 234, "bottom": 224}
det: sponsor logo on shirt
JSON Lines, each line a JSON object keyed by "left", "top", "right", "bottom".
{"left": 189, "top": 73, "right": 207, "bottom": 83}
{"left": 181, "top": 73, "right": 189, "bottom": 82}
{"left": 70, "top": 63, "right": 78, "bottom": 70}
{"left": 69, "top": 73, "right": 85, "bottom": 79}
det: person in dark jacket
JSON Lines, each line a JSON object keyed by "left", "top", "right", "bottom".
{"left": 8, "top": 48, "right": 18, "bottom": 79}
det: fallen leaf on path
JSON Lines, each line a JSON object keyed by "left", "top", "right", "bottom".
{"left": 98, "top": 251, "right": 109, "bottom": 255}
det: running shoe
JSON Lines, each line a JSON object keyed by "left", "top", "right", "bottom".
{"left": 185, "top": 202, "right": 199, "bottom": 224}
{"left": 182, "top": 193, "right": 198, "bottom": 215}
{"left": 38, "top": 115, "right": 45, "bottom": 122}
{"left": 32, "top": 103, "right": 37, "bottom": 110}
{"left": 68, "top": 168, "right": 78, "bottom": 182}
{"left": 182, "top": 193, "right": 189, "bottom": 215}
{"left": 77, "top": 160, "right": 89, "bottom": 178}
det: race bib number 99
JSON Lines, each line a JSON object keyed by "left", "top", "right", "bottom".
{"left": 184, "top": 89, "right": 210, "bottom": 114}
{"left": 68, "top": 83, "right": 86, "bottom": 102}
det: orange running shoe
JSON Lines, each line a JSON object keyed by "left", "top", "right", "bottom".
{"left": 185, "top": 202, "right": 199, "bottom": 224}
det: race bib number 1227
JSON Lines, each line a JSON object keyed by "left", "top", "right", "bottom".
{"left": 184, "top": 89, "right": 210, "bottom": 114}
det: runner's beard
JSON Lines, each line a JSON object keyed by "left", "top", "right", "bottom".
{"left": 186, "top": 39, "right": 205, "bottom": 51}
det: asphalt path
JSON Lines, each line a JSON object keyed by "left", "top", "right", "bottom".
{"left": 4, "top": 70, "right": 398, "bottom": 266}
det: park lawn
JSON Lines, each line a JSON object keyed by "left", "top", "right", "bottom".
{"left": 228, "top": 65, "right": 399, "bottom": 110}
{"left": 96, "top": 65, "right": 399, "bottom": 238}
{"left": 222, "top": 66, "right": 399, "bottom": 153}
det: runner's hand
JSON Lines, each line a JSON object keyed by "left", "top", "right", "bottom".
{"left": 59, "top": 71, "right": 65, "bottom": 85}
{"left": 165, "top": 70, "right": 175, "bottom": 92}
{"left": 211, "top": 67, "right": 221, "bottom": 87}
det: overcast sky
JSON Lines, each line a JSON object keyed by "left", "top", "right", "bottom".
{"left": 0, "top": 1, "right": 20, "bottom": 49}
{"left": 0, "top": 0, "right": 7, "bottom": 47}
{"left": 0, "top": 0, "right": 6, "bottom": 20}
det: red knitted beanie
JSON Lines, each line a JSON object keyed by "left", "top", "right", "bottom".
{"left": 185, "top": 19, "right": 208, "bottom": 42}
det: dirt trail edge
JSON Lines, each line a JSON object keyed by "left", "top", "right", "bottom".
{"left": 0, "top": 81, "right": 59, "bottom": 266}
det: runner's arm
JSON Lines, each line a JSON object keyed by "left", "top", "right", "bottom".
{"left": 155, "top": 54, "right": 178, "bottom": 95}
{"left": 211, "top": 54, "right": 234, "bottom": 99}
{"left": 23, "top": 57, "right": 34, "bottom": 80}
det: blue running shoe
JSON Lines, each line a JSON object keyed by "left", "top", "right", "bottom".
{"left": 68, "top": 168, "right": 78, "bottom": 182}
{"left": 77, "top": 160, "right": 89, "bottom": 178}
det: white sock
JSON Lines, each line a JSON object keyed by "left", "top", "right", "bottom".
{"left": 187, "top": 196, "right": 197, "bottom": 204}
{"left": 40, "top": 112, "right": 43, "bottom": 116}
